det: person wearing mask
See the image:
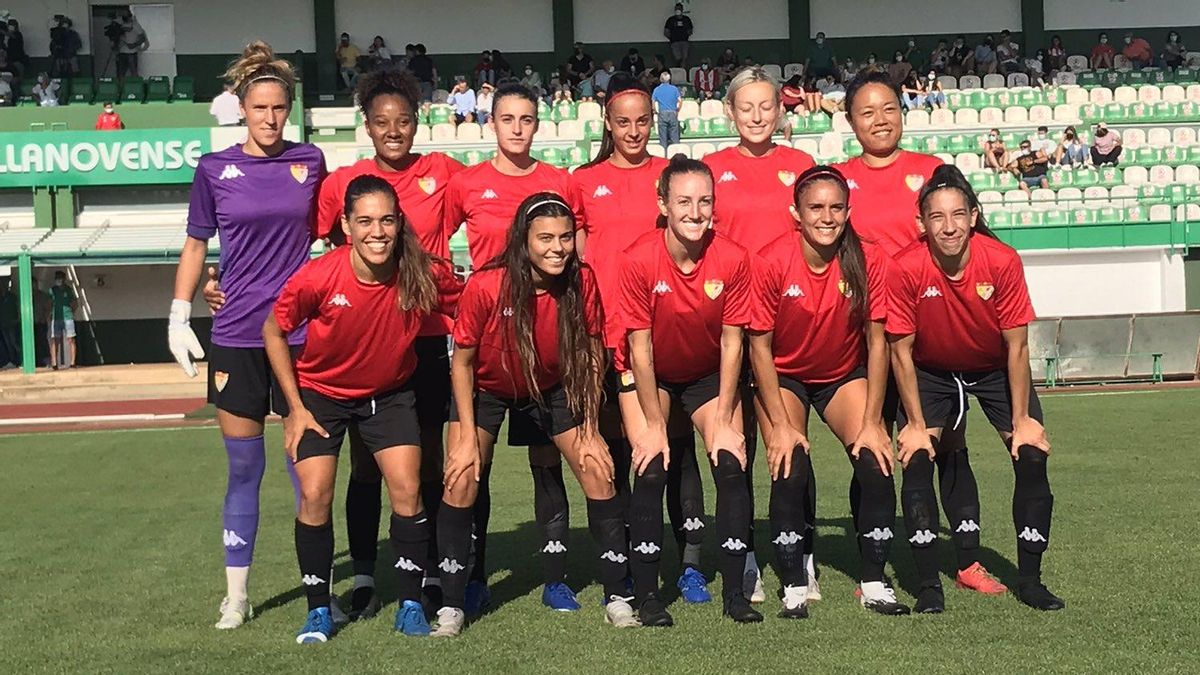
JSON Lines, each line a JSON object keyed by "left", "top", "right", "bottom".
{"left": 1047, "top": 35, "right": 1067, "bottom": 75}
{"left": 408, "top": 44, "right": 436, "bottom": 102}
{"left": 520, "top": 64, "right": 545, "bottom": 99}
{"left": 1090, "top": 123, "right": 1122, "bottom": 167}
{"left": 806, "top": 32, "right": 837, "bottom": 80}
{"left": 900, "top": 71, "right": 925, "bottom": 111}
{"left": 49, "top": 15, "right": 81, "bottom": 78}
{"left": 117, "top": 12, "right": 149, "bottom": 79}
{"left": 568, "top": 42, "right": 595, "bottom": 87}
{"left": 1090, "top": 32, "right": 1115, "bottom": 71}
{"left": 1009, "top": 139, "right": 1050, "bottom": 193}
{"left": 210, "top": 84, "right": 243, "bottom": 126}
{"left": 840, "top": 58, "right": 858, "bottom": 83}
{"left": 335, "top": 33, "right": 361, "bottom": 90}
{"left": 948, "top": 36, "right": 973, "bottom": 77}
{"left": 5, "top": 19, "right": 27, "bottom": 79}
{"left": 984, "top": 128, "right": 1009, "bottom": 172}
{"left": 620, "top": 48, "right": 648, "bottom": 79}
{"left": 924, "top": 71, "right": 946, "bottom": 108}
{"left": 1162, "top": 32, "right": 1188, "bottom": 70}
{"left": 1054, "top": 126, "right": 1089, "bottom": 168}
{"left": 368, "top": 36, "right": 392, "bottom": 70}
{"left": 592, "top": 61, "right": 615, "bottom": 101}
{"left": 1121, "top": 32, "right": 1152, "bottom": 69}
{"left": 1026, "top": 49, "right": 1048, "bottom": 83}
{"left": 929, "top": 40, "right": 949, "bottom": 74}
{"left": 475, "top": 81, "right": 494, "bottom": 124}
{"left": 31, "top": 72, "right": 59, "bottom": 107}
{"left": 888, "top": 50, "right": 912, "bottom": 87}
{"left": 95, "top": 101, "right": 124, "bottom": 130}
{"left": 1030, "top": 125, "right": 1056, "bottom": 158}
{"left": 48, "top": 270, "right": 77, "bottom": 369}
{"left": 663, "top": 3, "right": 694, "bottom": 69}
{"left": 901, "top": 37, "right": 919, "bottom": 66}
{"left": 652, "top": 70, "right": 682, "bottom": 151}
{"left": 974, "top": 36, "right": 997, "bottom": 75}
{"left": 996, "top": 30, "right": 1021, "bottom": 74}
{"left": 474, "top": 50, "right": 496, "bottom": 88}
{"left": 448, "top": 78, "right": 477, "bottom": 125}
{"left": 694, "top": 58, "right": 717, "bottom": 101}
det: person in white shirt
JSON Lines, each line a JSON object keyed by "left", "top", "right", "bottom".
{"left": 32, "top": 73, "right": 59, "bottom": 106}
{"left": 209, "top": 85, "right": 243, "bottom": 126}
{"left": 1030, "top": 125, "right": 1057, "bottom": 159}
{"left": 475, "top": 81, "right": 494, "bottom": 124}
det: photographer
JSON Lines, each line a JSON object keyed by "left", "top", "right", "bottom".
{"left": 116, "top": 12, "right": 149, "bottom": 79}
{"left": 49, "top": 15, "right": 81, "bottom": 78}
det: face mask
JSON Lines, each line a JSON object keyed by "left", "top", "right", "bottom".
{"left": 55, "top": 279, "right": 64, "bottom": 287}
{"left": 816, "top": 38, "right": 824, "bottom": 45}
{"left": 676, "top": 10, "right": 682, "bottom": 16}
{"left": 989, "top": 134, "right": 998, "bottom": 141}
{"left": 701, "top": 63, "right": 708, "bottom": 70}
{"left": 868, "top": 57, "right": 876, "bottom": 64}
{"left": 1038, "top": 133, "right": 1046, "bottom": 139}
{"left": 1100, "top": 37, "right": 1108, "bottom": 44}
{"left": 525, "top": 68, "right": 532, "bottom": 75}
{"left": 955, "top": 41, "right": 963, "bottom": 47}
{"left": 928, "top": 74, "right": 936, "bottom": 80}
{"left": 908, "top": 40, "right": 915, "bottom": 47}
{"left": 895, "top": 55, "right": 903, "bottom": 62}
{"left": 104, "top": 107, "right": 113, "bottom": 113}
{"left": 1124, "top": 37, "right": 1132, "bottom": 44}
{"left": 1170, "top": 35, "right": 1178, "bottom": 42}
{"left": 607, "top": 66, "right": 614, "bottom": 73}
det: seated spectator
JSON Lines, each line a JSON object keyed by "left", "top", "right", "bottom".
{"left": 888, "top": 50, "right": 912, "bottom": 86}
{"left": 591, "top": 61, "right": 614, "bottom": 103}
{"left": 1047, "top": 35, "right": 1067, "bottom": 74}
{"left": 1030, "top": 125, "right": 1056, "bottom": 157}
{"left": 996, "top": 30, "right": 1022, "bottom": 74}
{"left": 620, "top": 48, "right": 647, "bottom": 78}
{"left": 781, "top": 74, "right": 805, "bottom": 113}
{"left": 948, "top": 35, "right": 973, "bottom": 76}
{"left": 924, "top": 70, "right": 946, "bottom": 108}
{"left": 863, "top": 53, "right": 884, "bottom": 74}
{"left": 491, "top": 49, "right": 512, "bottom": 79}
{"left": 551, "top": 65, "right": 574, "bottom": 103}
{"left": 5, "top": 19, "right": 27, "bottom": 79}
{"left": 984, "top": 128, "right": 1009, "bottom": 171}
{"left": 1090, "top": 123, "right": 1122, "bottom": 166}
{"left": 839, "top": 58, "right": 858, "bottom": 82}
{"left": 806, "top": 32, "right": 837, "bottom": 80}
{"left": 95, "top": 101, "right": 123, "bottom": 130}
{"left": 368, "top": 36, "right": 392, "bottom": 70}
{"left": 1055, "top": 125, "right": 1089, "bottom": 168}
{"left": 1122, "top": 32, "right": 1152, "bottom": 69}
{"left": 643, "top": 54, "right": 668, "bottom": 89}
{"left": 475, "top": 82, "right": 494, "bottom": 124}
{"left": 335, "top": 32, "right": 361, "bottom": 89}
{"left": 974, "top": 36, "right": 997, "bottom": 74}
{"left": 0, "top": 73, "right": 12, "bottom": 106}
{"left": 0, "top": 49, "right": 15, "bottom": 85}
{"left": 568, "top": 42, "right": 594, "bottom": 86}
{"left": 715, "top": 47, "right": 738, "bottom": 82}
{"left": 474, "top": 50, "right": 496, "bottom": 88}
{"left": 447, "top": 78, "right": 476, "bottom": 124}
{"left": 1091, "top": 32, "right": 1115, "bottom": 70}
{"left": 1161, "top": 31, "right": 1187, "bottom": 70}
{"left": 693, "top": 58, "right": 717, "bottom": 100}
{"left": 1009, "top": 140, "right": 1050, "bottom": 193}
{"left": 818, "top": 76, "right": 846, "bottom": 113}
{"left": 902, "top": 37, "right": 920, "bottom": 68}
{"left": 397, "top": 44, "right": 415, "bottom": 72}
{"left": 929, "top": 40, "right": 949, "bottom": 74}
{"left": 32, "top": 73, "right": 59, "bottom": 107}
{"left": 520, "top": 64, "right": 545, "bottom": 98}
{"left": 802, "top": 75, "right": 823, "bottom": 115}
{"left": 1026, "top": 49, "right": 1048, "bottom": 82}
{"left": 741, "top": 56, "right": 757, "bottom": 69}
{"left": 900, "top": 71, "right": 925, "bottom": 110}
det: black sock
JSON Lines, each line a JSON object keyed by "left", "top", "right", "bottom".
{"left": 769, "top": 451, "right": 811, "bottom": 587}
{"left": 606, "top": 436, "right": 633, "bottom": 506}
{"left": 742, "top": 391, "right": 759, "bottom": 553}
{"left": 295, "top": 519, "right": 334, "bottom": 611}
{"left": 530, "top": 464, "right": 570, "bottom": 585}
{"left": 848, "top": 473, "right": 863, "bottom": 544}
{"left": 667, "top": 434, "right": 705, "bottom": 567}
{"left": 712, "top": 450, "right": 751, "bottom": 601}
{"left": 629, "top": 455, "right": 668, "bottom": 600}
{"left": 803, "top": 453, "right": 816, "bottom": 557}
{"left": 345, "top": 477, "right": 382, "bottom": 577}
{"left": 936, "top": 446, "right": 982, "bottom": 571}
{"left": 1012, "top": 444, "right": 1053, "bottom": 578}
{"left": 420, "top": 479, "right": 443, "bottom": 582}
{"left": 390, "top": 511, "right": 429, "bottom": 604}
{"left": 901, "top": 451, "right": 941, "bottom": 585}
{"left": 587, "top": 496, "right": 629, "bottom": 598}
{"left": 852, "top": 448, "right": 897, "bottom": 583}
{"left": 469, "top": 462, "right": 493, "bottom": 584}
{"left": 436, "top": 501, "right": 474, "bottom": 610}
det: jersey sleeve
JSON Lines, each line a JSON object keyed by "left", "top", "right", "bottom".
{"left": 748, "top": 252, "right": 782, "bottom": 332}
{"left": 618, "top": 253, "right": 652, "bottom": 332}
{"left": 722, "top": 249, "right": 753, "bottom": 328}
{"left": 865, "top": 247, "right": 890, "bottom": 323}
{"left": 886, "top": 258, "right": 918, "bottom": 336}
{"left": 451, "top": 274, "right": 490, "bottom": 348}
{"left": 274, "top": 263, "right": 322, "bottom": 335}
{"left": 185, "top": 161, "right": 217, "bottom": 240}
{"left": 994, "top": 247, "right": 1036, "bottom": 330}
{"left": 581, "top": 265, "right": 605, "bottom": 337}
{"left": 442, "top": 173, "right": 467, "bottom": 244}
{"left": 314, "top": 170, "right": 344, "bottom": 241}
{"left": 431, "top": 259, "right": 466, "bottom": 317}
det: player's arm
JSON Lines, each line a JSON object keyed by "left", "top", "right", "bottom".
{"left": 445, "top": 344, "right": 483, "bottom": 488}
{"left": 711, "top": 324, "right": 747, "bottom": 467}
{"left": 1003, "top": 325, "right": 1049, "bottom": 456}
{"left": 749, "top": 330, "right": 808, "bottom": 480}
{"left": 889, "top": 331, "right": 931, "bottom": 466}
{"left": 263, "top": 312, "right": 327, "bottom": 460}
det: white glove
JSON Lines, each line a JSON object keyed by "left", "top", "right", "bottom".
{"left": 168, "top": 298, "right": 205, "bottom": 378}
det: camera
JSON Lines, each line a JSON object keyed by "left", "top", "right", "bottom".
{"left": 103, "top": 14, "right": 125, "bottom": 46}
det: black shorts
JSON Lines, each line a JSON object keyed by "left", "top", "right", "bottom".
{"left": 896, "top": 366, "right": 1043, "bottom": 434}
{"left": 778, "top": 367, "right": 866, "bottom": 423}
{"left": 413, "top": 335, "right": 452, "bottom": 429}
{"left": 452, "top": 385, "right": 580, "bottom": 440}
{"left": 296, "top": 385, "right": 422, "bottom": 462}
{"left": 658, "top": 372, "right": 721, "bottom": 418}
{"left": 207, "top": 344, "right": 296, "bottom": 420}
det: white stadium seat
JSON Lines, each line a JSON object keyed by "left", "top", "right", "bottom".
{"left": 1053, "top": 104, "right": 1079, "bottom": 123}
{"left": 1187, "top": 85, "right": 1200, "bottom": 102}
{"left": 1029, "top": 105, "right": 1053, "bottom": 124}
{"left": 1138, "top": 85, "right": 1162, "bottom": 103}
{"left": 481, "top": 123, "right": 496, "bottom": 141}
{"left": 1055, "top": 71, "right": 1077, "bottom": 86}
{"left": 1006, "top": 73, "right": 1029, "bottom": 87}
{"left": 937, "top": 75, "right": 957, "bottom": 90}
{"left": 1113, "top": 86, "right": 1137, "bottom": 104}
{"left": 699, "top": 99, "right": 724, "bottom": 118}
{"left": 1149, "top": 204, "right": 1172, "bottom": 222}
{"left": 831, "top": 111, "right": 851, "bottom": 133}
{"left": 716, "top": 141, "right": 738, "bottom": 151}
{"left": 1146, "top": 127, "right": 1171, "bottom": 147}
{"left": 762, "top": 64, "right": 783, "bottom": 81}
{"left": 1122, "top": 166, "right": 1149, "bottom": 187}
{"left": 670, "top": 67, "right": 687, "bottom": 85}
{"left": 1004, "top": 190, "right": 1029, "bottom": 205}
{"left": 979, "top": 107, "right": 1003, "bottom": 125}
{"left": 954, "top": 152, "right": 981, "bottom": 171}
{"left": 577, "top": 101, "right": 602, "bottom": 121}
{"left": 954, "top": 108, "right": 979, "bottom": 126}
{"left": 935, "top": 152, "right": 954, "bottom": 165}
{"left": 1082, "top": 186, "right": 1109, "bottom": 202}
{"left": 906, "top": 109, "right": 930, "bottom": 128}
{"left": 792, "top": 138, "right": 819, "bottom": 156}
{"left": 1066, "top": 55, "right": 1088, "bottom": 71}
{"left": 455, "top": 123, "right": 482, "bottom": 141}
{"left": 1030, "top": 188, "right": 1056, "bottom": 209}
{"left": 691, "top": 142, "right": 717, "bottom": 158}
{"left": 1113, "top": 54, "right": 1132, "bottom": 70}
{"left": 783, "top": 63, "right": 804, "bottom": 79}
{"left": 958, "top": 75, "right": 982, "bottom": 89}
{"left": 818, "top": 132, "right": 843, "bottom": 159}
{"left": 1089, "top": 87, "right": 1113, "bottom": 104}
{"left": 431, "top": 123, "right": 456, "bottom": 142}
{"left": 1109, "top": 185, "right": 1137, "bottom": 207}
{"left": 1148, "top": 165, "right": 1174, "bottom": 185}
{"left": 533, "top": 121, "right": 557, "bottom": 141}
{"left": 977, "top": 190, "right": 1003, "bottom": 205}
{"left": 1162, "top": 85, "right": 1186, "bottom": 103}
{"left": 413, "top": 124, "right": 431, "bottom": 143}
{"left": 1064, "top": 87, "right": 1089, "bottom": 105}
{"left": 679, "top": 100, "right": 700, "bottom": 120}
{"left": 982, "top": 74, "right": 1006, "bottom": 89}
{"left": 666, "top": 143, "right": 690, "bottom": 158}
{"left": 1056, "top": 187, "right": 1083, "bottom": 208}
{"left": 1175, "top": 164, "right": 1200, "bottom": 184}
{"left": 1121, "top": 128, "right": 1146, "bottom": 149}
{"left": 930, "top": 108, "right": 955, "bottom": 128}
{"left": 1004, "top": 106, "right": 1028, "bottom": 124}
{"left": 556, "top": 119, "right": 584, "bottom": 141}
{"left": 647, "top": 144, "right": 666, "bottom": 158}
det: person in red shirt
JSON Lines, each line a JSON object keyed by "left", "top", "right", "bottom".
{"left": 442, "top": 82, "right": 581, "bottom": 612}
{"left": 94, "top": 101, "right": 123, "bottom": 130}
{"left": 439, "top": 193, "right": 631, "bottom": 636}
{"left": 1090, "top": 32, "right": 1115, "bottom": 70}
{"left": 888, "top": 165, "right": 1063, "bottom": 613}
{"left": 1120, "top": 31, "right": 1152, "bottom": 69}
{"left": 571, "top": 74, "right": 711, "bottom": 603}
{"left": 749, "top": 166, "right": 907, "bottom": 619}
{"left": 618, "top": 156, "right": 759, "bottom": 626}
{"left": 263, "top": 175, "right": 462, "bottom": 643}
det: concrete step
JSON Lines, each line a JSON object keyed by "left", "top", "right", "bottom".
{"left": 0, "top": 363, "right": 207, "bottom": 404}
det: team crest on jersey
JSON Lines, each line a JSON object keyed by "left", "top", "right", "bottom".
{"left": 214, "top": 371, "right": 229, "bottom": 392}
{"left": 704, "top": 279, "right": 724, "bottom": 300}
{"left": 290, "top": 164, "right": 309, "bottom": 184}
{"left": 904, "top": 174, "right": 925, "bottom": 192}
{"left": 418, "top": 177, "right": 437, "bottom": 195}
{"left": 838, "top": 278, "right": 852, "bottom": 297}
{"left": 976, "top": 282, "right": 995, "bottom": 301}
{"left": 777, "top": 171, "right": 797, "bottom": 187}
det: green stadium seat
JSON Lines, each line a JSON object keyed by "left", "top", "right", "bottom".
{"left": 682, "top": 117, "right": 705, "bottom": 136}
{"left": 918, "top": 135, "right": 943, "bottom": 153}
{"left": 552, "top": 102, "right": 578, "bottom": 122}
{"left": 69, "top": 78, "right": 93, "bottom": 104}
{"left": 96, "top": 77, "right": 119, "bottom": 103}
{"left": 17, "top": 81, "right": 35, "bottom": 105}
{"left": 1127, "top": 102, "right": 1153, "bottom": 121}
{"left": 1017, "top": 89, "right": 1041, "bottom": 107}
{"left": 1047, "top": 169, "right": 1071, "bottom": 189}
{"left": 121, "top": 76, "right": 145, "bottom": 103}
{"left": 1132, "top": 147, "right": 1162, "bottom": 167}
{"left": 1070, "top": 207, "right": 1097, "bottom": 226}
{"left": 946, "top": 91, "right": 966, "bottom": 109}
{"left": 967, "top": 171, "right": 995, "bottom": 191}
{"left": 899, "top": 135, "right": 920, "bottom": 151}
{"left": 1126, "top": 70, "right": 1147, "bottom": 86}
{"left": 427, "top": 105, "right": 452, "bottom": 125}
{"left": 442, "top": 150, "right": 465, "bottom": 164}
{"left": 706, "top": 117, "right": 730, "bottom": 136}
{"left": 1162, "top": 145, "right": 1187, "bottom": 166}
{"left": 1103, "top": 102, "right": 1127, "bottom": 122}
{"left": 463, "top": 149, "right": 488, "bottom": 165}
{"left": 1148, "top": 69, "right": 1172, "bottom": 85}
{"left": 1175, "top": 68, "right": 1197, "bottom": 85}
{"left": 808, "top": 114, "right": 831, "bottom": 133}
{"left": 992, "top": 89, "right": 1015, "bottom": 108}
{"left": 1138, "top": 184, "right": 1166, "bottom": 203}
{"left": 996, "top": 173, "right": 1018, "bottom": 191}
{"left": 966, "top": 90, "right": 989, "bottom": 109}
{"left": 1079, "top": 103, "right": 1102, "bottom": 122}
{"left": 1014, "top": 209, "right": 1042, "bottom": 226}
{"left": 947, "top": 134, "right": 974, "bottom": 154}
{"left": 1178, "top": 101, "right": 1200, "bottom": 121}
{"left": 1073, "top": 168, "right": 1099, "bottom": 189}
{"left": 146, "top": 76, "right": 170, "bottom": 102}
{"left": 1078, "top": 71, "right": 1099, "bottom": 88}
{"left": 1098, "top": 167, "right": 1123, "bottom": 188}
{"left": 171, "top": 75, "right": 194, "bottom": 101}
{"left": 1044, "top": 208, "right": 1070, "bottom": 226}
{"left": 1096, "top": 206, "right": 1123, "bottom": 224}
{"left": 1153, "top": 101, "right": 1178, "bottom": 119}
{"left": 1100, "top": 71, "right": 1123, "bottom": 88}
{"left": 843, "top": 137, "right": 863, "bottom": 156}
{"left": 567, "top": 146, "right": 587, "bottom": 166}
{"left": 990, "top": 209, "right": 1013, "bottom": 228}
{"left": 584, "top": 119, "right": 604, "bottom": 138}
{"left": 1042, "top": 88, "right": 1064, "bottom": 106}
{"left": 539, "top": 147, "right": 564, "bottom": 166}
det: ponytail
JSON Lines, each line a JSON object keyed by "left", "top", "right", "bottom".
{"left": 224, "top": 40, "right": 295, "bottom": 102}
{"left": 342, "top": 175, "right": 437, "bottom": 312}
{"left": 656, "top": 153, "right": 714, "bottom": 228}
{"left": 917, "top": 164, "right": 1000, "bottom": 240}
{"left": 792, "top": 165, "right": 870, "bottom": 325}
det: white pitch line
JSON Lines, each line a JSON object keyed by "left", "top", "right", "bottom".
{"left": 1041, "top": 389, "right": 1164, "bottom": 398}
{"left": 0, "top": 413, "right": 187, "bottom": 427}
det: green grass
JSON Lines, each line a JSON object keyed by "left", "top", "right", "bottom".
{"left": 2, "top": 389, "right": 1199, "bottom": 673}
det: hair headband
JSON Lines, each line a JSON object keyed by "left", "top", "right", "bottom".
{"left": 606, "top": 88, "right": 651, "bottom": 108}
{"left": 526, "top": 198, "right": 571, "bottom": 214}
{"left": 244, "top": 73, "right": 289, "bottom": 91}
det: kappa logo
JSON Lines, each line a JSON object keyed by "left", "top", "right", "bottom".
{"left": 502, "top": 306, "right": 514, "bottom": 317}
{"left": 222, "top": 529, "right": 248, "bottom": 548}
{"left": 1018, "top": 527, "right": 1047, "bottom": 543}
{"left": 301, "top": 574, "right": 326, "bottom": 586}
{"left": 394, "top": 557, "right": 423, "bottom": 572}
{"left": 418, "top": 177, "right": 437, "bottom": 195}
{"left": 592, "top": 184, "right": 613, "bottom": 198}
{"left": 290, "top": 164, "right": 309, "bottom": 184}
{"left": 976, "top": 282, "right": 995, "bottom": 301}
{"left": 703, "top": 279, "right": 724, "bottom": 300}
{"left": 772, "top": 531, "right": 803, "bottom": 546}
{"left": 863, "top": 527, "right": 894, "bottom": 541}
{"left": 652, "top": 281, "right": 673, "bottom": 295}
{"left": 783, "top": 284, "right": 804, "bottom": 298}
{"left": 328, "top": 293, "right": 352, "bottom": 308}
{"left": 717, "top": 170, "right": 738, "bottom": 183}
{"left": 213, "top": 370, "right": 229, "bottom": 393}
{"left": 439, "top": 557, "right": 466, "bottom": 574}
{"left": 846, "top": 179, "right": 860, "bottom": 190}
{"left": 721, "top": 538, "right": 748, "bottom": 552}
{"left": 218, "top": 164, "right": 245, "bottom": 181}
{"left": 600, "top": 550, "right": 628, "bottom": 564}
{"left": 956, "top": 519, "right": 981, "bottom": 533}
{"left": 909, "top": 529, "right": 937, "bottom": 545}
{"left": 481, "top": 188, "right": 498, "bottom": 199}
{"left": 681, "top": 517, "right": 704, "bottom": 531}
{"left": 921, "top": 285, "right": 943, "bottom": 299}
{"left": 633, "top": 542, "right": 661, "bottom": 555}
{"left": 905, "top": 173, "right": 926, "bottom": 192}
{"left": 542, "top": 540, "right": 567, "bottom": 554}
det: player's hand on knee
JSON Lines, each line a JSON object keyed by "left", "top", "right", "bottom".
{"left": 896, "top": 423, "right": 934, "bottom": 467}
{"left": 708, "top": 419, "right": 746, "bottom": 470}
{"left": 766, "top": 423, "right": 808, "bottom": 480}
{"left": 444, "top": 435, "right": 482, "bottom": 489}
{"left": 579, "top": 440, "right": 615, "bottom": 484}
{"left": 632, "top": 423, "right": 669, "bottom": 476}
{"left": 167, "top": 299, "right": 204, "bottom": 378}
{"left": 283, "top": 406, "right": 327, "bottom": 462}
{"left": 1009, "top": 416, "right": 1050, "bottom": 458}
{"left": 851, "top": 420, "right": 894, "bottom": 476}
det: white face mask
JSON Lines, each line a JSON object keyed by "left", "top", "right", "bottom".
{"left": 908, "top": 40, "right": 915, "bottom": 47}
{"left": 525, "top": 68, "right": 532, "bottom": 75}
{"left": 1124, "top": 37, "right": 1132, "bottom": 44}
{"left": 816, "top": 38, "right": 824, "bottom": 45}
{"left": 104, "top": 107, "right": 113, "bottom": 113}
{"left": 55, "top": 279, "right": 64, "bottom": 287}
{"left": 675, "top": 10, "right": 682, "bottom": 16}
{"left": 1100, "top": 37, "right": 1108, "bottom": 44}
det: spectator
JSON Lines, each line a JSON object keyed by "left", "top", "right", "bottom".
{"left": 620, "top": 48, "right": 647, "bottom": 78}
{"left": 839, "top": 58, "right": 858, "bottom": 82}
{"left": 0, "top": 50, "right": 13, "bottom": 82}
{"left": 95, "top": 101, "right": 123, "bottom": 130}
{"left": 591, "top": 60, "right": 615, "bottom": 102}
{"left": 801, "top": 75, "right": 823, "bottom": 115}
{"left": 1122, "top": 32, "right": 1152, "bottom": 69}
{"left": 335, "top": 32, "right": 361, "bottom": 89}
{"left": 474, "top": 50, "right": 496, "bottom": 88}
{"left": 924, "top": 70, "right": 946, "bottom": 108}
{"left": 663, "top": 3, "right": 693, "bottom": 68}
{"left": 817, "top": 75, "right": 846, "bottom": 113}
{"left": 447, "top": 78, "right": 476, "bottom": 124}
{"left": 1055, "top": 125, "right": 1089, "bottom": 168}
{"left": 693, "top": 58, "right": 717, "bottom": 100}
{"left": 902, "top": 36, "right": 919, "bottom": 66}
{"left": 490, "top": 49, "right": 512, "bottom": 79}
{"left": 409, "top": 44, "right": 436, "bottom": 101}
{"left": 520, "top": 64, "right": 544, "bottom": 98}
{"left": 948, "top": 35, "right": 973, "bottom": 76}
{"left": 974, "top": 35, "right": 997, "bottom": 74}
{"left": 48, "top": 15, "right": 81, "bottom": 78}
{"left": 209, "top": 84, "right": 242, "bottom": 126}
{"left": 31, "top": 72, "right": 59, "bottom": 107}
{"left": 651, "top": 70, "right": 681, "bottom": 150}
{"left": 984, "top": 128, "right": 1009, "bottom": 171}
{"left": 780, "top": 74, "right": 804, "bottom": 113}
{"left": 1091, "top": 32, "right": 1115, "bottom": 70}
{"left": 888, "top": 50, "right": 912, "bottom": 86}
{"left": 116, "top": 12, "right": 149, "bottom": 78}
{"left": 1046, "top": 35, "right": 1067, "bottom": 74}
{"left": 0, "top": 73, "right": 12, "bottom": 106}
{"left": 863, "top": 52, "right": 884, "bottom": 74}
{"left": 996, "top": 29, "right": 1022, "bottom": 74}
{"left": 31, "top": 278, "right": 48, "bottom": 367}
{"left": 1091, "top": 123, "right": 1122, "bottom": 166}
{"left": 806, "top": 31, "right": 837, "bottom": 80}
{"left": 900, "top": 71, "right": 925, "bottom": 110}
{"left": 5, "top": 19, "right": 26, "bottom": 79}
{"left": 475, "top": 81, "right": 494, "bottom": 124}
{"left": 643, "top": 54, "right": 668, "bottom": 89}
{"left": 568, "top": 42, "right": 594, "bottom": 86}
{"left": 741, "top": 56, "right": 757, "bottom": 70}
{"left": 551, "top": 65, "right": 573, "bottom": 103}
{"left": 1026, "top": 49, "right": 1048, "bottom": 83}
{"left": 396, "top": 43, "right": 415, "bottom": 72}
{"left": 1162, "top": 31, "right": 1187, "bottom": 70}
{"left": 716, "top": 47, "right": 738, "bottom": 83}
{"left": 1030, "top": 125, "right": 1056, "bottom": 157}
{"left": 1010, "top": 139, "right": 1050, "bottom": 193}
{"left": 47, "top": 271, "right": 76, "bottom": 370}
{"left": 928, "top": 39, "right": 949, "bottom": 74}
{"left": 0, "top": 277, "right": 18, "bottom": 368}
{"left": 368, "top": 36, "right": 392, "bottom": 69}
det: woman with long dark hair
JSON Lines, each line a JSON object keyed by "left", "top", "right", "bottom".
{"left": 889, "top": 164, "right": 1063, "bottom": 613}
{"left": 748, "top": 166, "right": 907, "bottom": 619}
{"left": 436, "top": 192, "right": 633, "bottom": 636}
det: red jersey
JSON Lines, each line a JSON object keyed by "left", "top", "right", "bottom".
{"left": 834, "top": 151, "right": 943, "bottom": 258}
{"left": 703, "top": 145, "right": 815, "bottom": 256}
{"left": 453, "top": 265, "right": 604, "bottom": 399}
{"left": 274, "top": 246, "right": 463, "bottom": 400}
{"left": 751, "top": 234, "right": 889, "bottom": 383}
{"left": 570, "top": 156, "right": 668, "bottom": 349}
{"left": 95, "top": 112, "right": 123, "bottom": 130}
{"left": 444, "top": 160, "right": 581, "bottom": 270}
{"left": 315, "top": 154, "right": 465, "bottom": 336}
{"left": 619, "top": 230, "right": 752, "bottom": 383}
{"left": 887, "top": 234, "right": 1035, "bottom": 373}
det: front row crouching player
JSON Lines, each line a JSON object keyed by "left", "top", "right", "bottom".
{"left": 888, "top": 165, "right": 1064, "bottom": 613}
{"left": 618, "top": 156, "right": 760, "bottom": 627}
{"left": 436, "top": 193, "right": 635, "bottom": 637}
{"left": 263, "top": 176, "right": 463, "bottom": 643}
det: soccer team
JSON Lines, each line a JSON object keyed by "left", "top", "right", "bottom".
{"left": 168, "top": 41, "right": 1064, "bottom": 645}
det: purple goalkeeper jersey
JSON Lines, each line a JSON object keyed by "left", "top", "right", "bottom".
{"left": 187, "top": 142, "right": 326, "bottom": 348}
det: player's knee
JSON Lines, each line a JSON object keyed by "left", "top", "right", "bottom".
{"left": 712, "top": 450, "right": 745, "bottom": 488}
{"left": 635, "top": 455, "right": 668, "bottom": 488}
{"left": 902, "top": 452, "right": 935, "bottom": 488}
{"left": 578, "top": 470, "right": 616, "bottom": 501}
{"left": 852, "top": 451, "right": 893, "bottom": 493}
{"left": 299, "top": 484, "right": 333, "bottom": 521}
{"left": 385, "top": 477, "right": 422, "bottom": 516}
{"left": 1013, "top": 445, "right": 1052, "bottom": 497}
{"left": 443, "top": 478, "right": 478, "bottom": 509}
